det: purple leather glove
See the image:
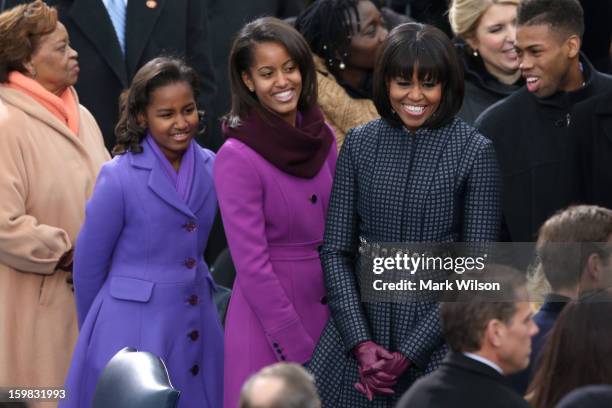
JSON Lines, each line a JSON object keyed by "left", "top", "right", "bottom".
{"left": 353, "top": 341, "right": 394, "bottom": 400}
{"left": 353, "top": 341, "right": 393, "bottom": 373}
{"left": 377, "top": 352, "right": 410, "bottom": 377}
{"left": 355, "top": 351, "right": 411, "bottom": 400}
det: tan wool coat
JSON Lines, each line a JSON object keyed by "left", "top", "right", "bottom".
{"left": 0, "top": 86, "right": 110, "bottom": 401}
{"left": 314, "top": 55, "right": 380, "bottom": 149}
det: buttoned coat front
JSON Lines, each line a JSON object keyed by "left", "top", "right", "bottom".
{"left": 308, "top": 118, "right": 501, "bottom": 407}
{"left": 214, "top": 138, "right": 337, "bottom": 408}
{"left": 0, "top": 86, "right": 109, "bottom": 398}
{"left": 61, "top": 142, "right": 223, "bottom": 408}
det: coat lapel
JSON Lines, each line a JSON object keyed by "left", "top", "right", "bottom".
{"left": 186, "top": 147, "right": 214, "bottom": 216}
{"left": 125, "top": 0, "right": 165, "bottom": 79}
{"left": 130, "top": 142, "right": 194, "bottom": 217}
{"left": 0, "top": 87, "right": 90, "bottom": 155}
{"left": 68, "top": 0, "right": 128, "bottom": 87}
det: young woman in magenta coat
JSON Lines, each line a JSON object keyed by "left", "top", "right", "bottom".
{"left": 214, "top": 17, "right": 337, "bottom": 408}
{"left": 61, "top": 57, "right": 223, "bottom": 408}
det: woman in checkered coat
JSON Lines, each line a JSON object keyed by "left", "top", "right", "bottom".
{"left": 308, "top": 23, "right": 502, "bottom": 407}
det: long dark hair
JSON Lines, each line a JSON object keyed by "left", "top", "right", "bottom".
{"left": 224, "top": 17, "right": 317, "bottom": 128}
{"left": 113, "top": 56, "right": 202, "bottom": 155}
{"left": 527, "top": 292, "right": 612, "bottom": 408}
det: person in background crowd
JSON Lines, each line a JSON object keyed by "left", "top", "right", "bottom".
{"left": 527, "top": 291, "right": 612, "bottom": 408}
{"left": 398, "top": 265, "right": 536, "bottom": 408}
{"left": 449, "top": 0, "right": 524, "bottom": 124}
{"left": 60, "top": 57, "right": 223, "bottom": 408}
{"left": 215, "top": 17, "right": 336, "bottom": 408}
{"left": 239, "top": 363, "right": 321, "bottom": 408}
{"left": 0, "top": 0, "right": 109, "bottom": 397}
{"left": 556, "top": 385, "right": 612, "bottom": 408}
{"left": 571, "top": 89, "right": 612, "bottom": 210}
{"left": 509, "top": 205, "right": 612, "bottom": 394}
{"left": 3, "top": 0, "right": 217, "bottom": 153}
{"left": 295, "top": 0, "right": 387, "bottom": 147}
{"left": 578, "top": 0, "right": 612, "bottom": 74}
{"left": 474, "top": 0, "right": 612, "bottom": 242}
{"left": 308, "top": 22, "right": 501, "bottom": 407}
{"left": 387, "top": 0, "right": 453, "bottom": 37}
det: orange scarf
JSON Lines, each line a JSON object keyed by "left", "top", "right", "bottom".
{"left": 7, "top": 71, "right": 79, "bottom": 136}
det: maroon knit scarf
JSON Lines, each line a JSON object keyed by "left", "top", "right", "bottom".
{"left": 223, "top": 106, "right": 334, "bottom": 178}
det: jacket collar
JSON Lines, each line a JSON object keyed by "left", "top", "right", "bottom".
{"left": 535, "top": 53, "right": 601, "bottom": 109}
{"left": 129, "top": 139, "right": 212, "bottom": 217}
{"left": 444, "top": 352, "right": 507, "bottom": 381}
{"left": 0, "top": 85, "right": 89, "bottom": 153}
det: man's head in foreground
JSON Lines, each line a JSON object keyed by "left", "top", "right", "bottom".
{"left": 442, "top": 265, "right": 539, "bottom": 374}
{"left": 239, "top": 363, "right": 321, "bottom": 408}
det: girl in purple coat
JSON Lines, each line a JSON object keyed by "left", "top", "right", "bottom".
{"left": 214, "top": 17, "right": 337, "bottom": 408}
{"left": 61, "top": 57, "right": 223, "bottom": 408}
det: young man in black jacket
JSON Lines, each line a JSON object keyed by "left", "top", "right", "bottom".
{"left": 475, "top": 0, "right": 612, "bottom": 243}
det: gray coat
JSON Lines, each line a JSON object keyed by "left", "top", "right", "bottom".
{"left": 308, "top": 118, "right": 501, "bottom": 407}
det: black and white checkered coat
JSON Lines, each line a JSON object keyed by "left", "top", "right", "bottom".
{"left": 309, "top": 118, "right": 501, "bottom": 407}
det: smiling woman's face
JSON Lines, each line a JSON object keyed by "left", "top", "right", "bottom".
{"left": 467, "top": 3, "right": 519, "bottom": 78}
{"left": 388, "top": 70, "right": 443, "bottom": 132}
{"left": 241, "top": 41, "right": 302, "bottom": 127}
{"left": 28, "top": 22, "right": 79, "bottom": 95}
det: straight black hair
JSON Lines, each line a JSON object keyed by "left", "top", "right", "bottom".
{"left": 373, "top": 23, "right": 464, "bottom": 129}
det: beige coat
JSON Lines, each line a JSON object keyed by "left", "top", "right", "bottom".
{"left": 314, "top": 55, "right": 380, "bottom": 149}
{"left": 0, "top": 86, "right": 109, "bottom": 401}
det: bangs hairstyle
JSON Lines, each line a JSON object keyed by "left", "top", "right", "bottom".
{"left": 225, "top": 16, "right": 317, "bottom": 128}
{"left": 113, "top": 56, "right": 202, "bottom": 156}
{"left": 373, "top": 23, "right": 464, "bottom": 129}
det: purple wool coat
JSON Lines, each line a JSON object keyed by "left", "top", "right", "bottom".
{"left": 214, "top": 138, "right": 337, "bottom": 408}
{"left": 61, "top": 141, "right": 223, "bottom": 408}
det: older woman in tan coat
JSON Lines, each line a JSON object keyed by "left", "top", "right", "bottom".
{"left": 0, "top": 0, "right": 109, "bottom": 400}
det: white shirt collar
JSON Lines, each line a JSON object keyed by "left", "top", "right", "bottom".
{"left": 463, "top": 352, "right": 503, "bottom": 374}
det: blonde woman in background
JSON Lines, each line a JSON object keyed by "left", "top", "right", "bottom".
{"left": 449, "top": 0, "right": 524, "bottom": 124}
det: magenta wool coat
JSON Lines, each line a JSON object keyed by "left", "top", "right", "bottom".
{"left": 61, "top": 141, "right": 223, "bottom": 408}
{"left": 214, "top": 138, "right": 337, "bottom": 408}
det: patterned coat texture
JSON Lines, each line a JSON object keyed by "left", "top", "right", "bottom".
{"left": 308, "top": 118, "right": 501, "bottom": 407}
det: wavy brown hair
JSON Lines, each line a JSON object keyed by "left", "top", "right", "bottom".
{"left": 0, "top": 0, "right": 57, "bottom": 82}
{"left": 113, "top": 57, "right": 203, "bottom": 155}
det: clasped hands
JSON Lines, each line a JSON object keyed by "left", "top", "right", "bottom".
{"left": 353, "top": 341, "right": 410, "bottom": 401}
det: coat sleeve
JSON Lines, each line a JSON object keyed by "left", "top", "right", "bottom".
{"left": 73, "top": 162, "right": 125, "bottom": 327}
{"left": 462, "top": 138, "right": 502, "bottom": 242}
{"left": 320, "top": 129, "right": 371, "bottom": 353}
{"left": 0, "top": 123, "right": 71, "bottom": 274}
{"left": 214, "top": 143, "right": 315, "bottom": 363}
